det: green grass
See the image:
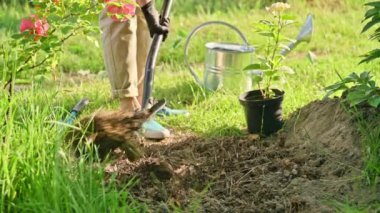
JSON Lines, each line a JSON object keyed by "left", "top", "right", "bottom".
{"left": 332, "top": 200, "right": 380, "bottom": 212}
{"left": 1, "top": 0, "right": 380, "bottom": 211}
{"left": 0, "top": 88, "right": 146, "bottom": 212}
{"left": 357, "top": 117, "right": 380, "bottom": 185}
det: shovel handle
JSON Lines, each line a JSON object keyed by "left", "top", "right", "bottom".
{"left": 160, "top": 0, "right": 172, "bottom": 19}
{"left": 142, "top": 0, "right": 173, "bottom": 109}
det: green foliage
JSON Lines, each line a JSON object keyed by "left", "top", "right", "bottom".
{"left": 0, "top": 0, "right": 31, "bottom": 6}
{"left": 325, "top": 71, "right": 380, "bottom": 108}
{"left": 324, "top": 2, "right": 380, "bottom": 107}
{"left": 244, "top": 2, "right": 295, "bottom": 99}
{"left": 0, "top": 0, "right": 379, "bottom": 211}
{"left": 323, "top": 0, "right": 380, "bottom": 192}
{"left": 332, "top": 199, "right": 380, "bottom": 213}
{"left": 0, "top": 3, "right": 145, "bottom": 210}
{"left": 0, "top": 88, "right": 145, "bottom": 212}
{"left": 0, "top": 0, "right": 103, "bottom": 89}
{"left": 360, "top": 1, "right": 380, "bottom": 63}
{"left": 358, "top": 121, "right": 380, "bottom": 186}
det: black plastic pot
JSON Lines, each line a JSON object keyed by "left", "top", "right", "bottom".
{"left": 239, "top": 89, "right": 284, "bottom": 136}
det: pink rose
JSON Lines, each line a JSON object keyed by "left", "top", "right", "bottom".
{"left": 19, "top": 15, "right": 49, "bottom": 40}
{"left": 20, "top": 18, "right": 34, "bottom": 33}
{"left": 122, "top": 3, "right": 135, "bottom": 16}
{"left": 106, "top": 4, "right": 119, "bottom": 14}
{"left": 34, "top": 19, "right": 49, "bottom": 37}
{"left": 106, "top": 4, "right": 122, "bottom": 22}
{"left": 106, "top": 0, "right": 136, "bottom": 22}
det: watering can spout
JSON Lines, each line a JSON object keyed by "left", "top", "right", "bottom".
{"left": 297, "top": 14, "right": 313, "bottom": 42}
{"left": 280, "top": 14, "right": 313, "bottom": 55}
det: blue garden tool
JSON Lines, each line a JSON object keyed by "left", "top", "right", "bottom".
{"left": 64, "top": 98, "right": 90, "bottom": 125}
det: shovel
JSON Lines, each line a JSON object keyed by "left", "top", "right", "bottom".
{"left": 142, "top": 0, "right": 173, "bottom": 109}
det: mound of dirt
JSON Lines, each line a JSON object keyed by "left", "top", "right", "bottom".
{"left": 105, "top": 99, "right": 379, "bottom": 212}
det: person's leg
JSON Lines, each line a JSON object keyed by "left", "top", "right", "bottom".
{"left": 100, "top": 9, "right": 140, "bottom": 112}
{"left": 136, "top": 7, "right": 170, "bottom": 139}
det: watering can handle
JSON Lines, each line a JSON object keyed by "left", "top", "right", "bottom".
{"left": 184, "top": 21, "right": 250, "bottom": 86}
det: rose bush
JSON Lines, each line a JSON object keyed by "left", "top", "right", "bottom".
{"left": 1, "top": 1, "right": 99, "bottom": 89}
{"left": 1, "top": 0, "right": 139, "bottom": 92}
{"left": 0, "top": 0, "right": 138, "bottom": 129}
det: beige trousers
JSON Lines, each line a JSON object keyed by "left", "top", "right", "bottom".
{"left": 99, "top": 7, "right": 151, "bottom": 98}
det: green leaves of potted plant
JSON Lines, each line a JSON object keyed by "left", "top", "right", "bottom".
{"left": 239, "top": 2, "right": 296, "bottom": 135}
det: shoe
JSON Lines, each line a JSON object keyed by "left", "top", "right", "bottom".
{"left": 142, "top": 119, "right": 170, "bottom": 140}
{"left": 156, "top": 106, "right": 190, "bottom": 117}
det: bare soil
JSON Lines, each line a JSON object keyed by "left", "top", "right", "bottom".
{"left": 105, "top": 99, "right": 380, "bottom": 212}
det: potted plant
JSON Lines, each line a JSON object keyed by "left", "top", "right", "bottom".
{"left": 240, "top": 2, "right": 296, "bottom": 136}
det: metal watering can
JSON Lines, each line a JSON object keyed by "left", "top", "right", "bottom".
{"left": 184, "top": 21, "right": 255, "bottom": 92}
{"left": 184, "top": 15, "right": 314, "bottom": 92}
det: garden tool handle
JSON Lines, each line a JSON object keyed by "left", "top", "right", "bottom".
{"left": 159, "top": 0, "right": 172, "bottom": 19}
{"left": 184, "top": 21, "right": 250, "bottom": 86}
{"left": 65, "top": 98, "right": 90, "bottom": 125}
{"left": 72, "top": 98, "right": 90, "bottom": 113}
{"left": 142, "top": 0, "right": 173, "bottom": 109}
{"left": 57, "top": 98, "right": 89, "bottom": 136}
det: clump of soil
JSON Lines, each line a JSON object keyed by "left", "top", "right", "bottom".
{"left": 66, "top": 100, "right": 166, "bottom": 161}
{"left": 105, "top": 99, "right": 379, "bottom": 212}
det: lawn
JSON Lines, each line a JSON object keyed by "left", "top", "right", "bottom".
{"left": 0, "top": 0, "right": 379, "bottom": 212}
